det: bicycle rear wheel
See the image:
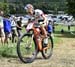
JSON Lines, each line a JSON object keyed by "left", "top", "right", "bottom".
{"left": 17, "top": 33, "right": 38, "bottom": 63}
{"left": 41, "top": 35, "right": 53, "bottom": 59}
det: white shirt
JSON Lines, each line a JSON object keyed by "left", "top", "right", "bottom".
{"left": 0, "top": 16, "right": 3, "bottom": 27}
{"left": 9, "top": 17, "right": 16, "bottom": 30}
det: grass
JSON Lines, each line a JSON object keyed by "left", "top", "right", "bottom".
{"left": 0, "top": 43, "right": 18, "bottom": 58}
{"left": 0, "top": 25, "right": 75, "bottom": 58}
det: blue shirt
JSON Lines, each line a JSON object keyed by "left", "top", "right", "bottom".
{"left": 47, "top": 24, "right": 53, "bottom": 33}
{"left": 3, "top": 18, "right": 11, "bottom": 33}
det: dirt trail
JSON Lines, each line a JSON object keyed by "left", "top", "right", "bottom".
{"left": 0, "top": 37, "right": 75, "bottom": 67}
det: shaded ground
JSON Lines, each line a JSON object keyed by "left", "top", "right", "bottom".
{"left": 0, "top": 34, "right": 75, "bottom": 67}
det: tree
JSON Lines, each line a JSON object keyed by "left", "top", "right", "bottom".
{"left": 0, "top": 0, "right": 67, "bottom": 14}
{"left": 67, "top": 0, "right": 75, "bottom": 18}
{"left": 9, "top": 4, "right": 16, "bottom": 14}
{"left": 0, "top": 2, "right": 9, "bottom": 14}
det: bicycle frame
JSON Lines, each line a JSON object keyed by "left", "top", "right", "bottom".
{"left": 26, "top": 22, "right": 43, "bottom": 51}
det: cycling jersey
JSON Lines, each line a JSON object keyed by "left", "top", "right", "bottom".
{"left": 34, "top": 9, "right": 44, "bottom": 19}
{"left": 25, "top": 9, "right": 44, "bottom": 21}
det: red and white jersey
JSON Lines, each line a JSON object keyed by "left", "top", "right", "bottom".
{"left": 25, "top": 9, "right": 45, "bottom": 23}
{"left": 34, "top": 9, "right": 48, "bottom": 25}
{"left": 34, "top": 9, "right": 44, "bottom": 20}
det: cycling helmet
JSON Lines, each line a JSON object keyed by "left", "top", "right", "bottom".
{"left": 24, "top": 4, "right": 34, "bottom": 11}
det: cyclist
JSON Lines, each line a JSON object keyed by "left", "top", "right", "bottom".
{"left": 24, "top": 4, "right": 48, "bottom": 45}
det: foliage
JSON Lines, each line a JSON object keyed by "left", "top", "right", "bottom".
{"left": 0, "top": 2, "right": 9, "bottom": 14}
{"left": 0, "top": 0, "right": 67, "bottom": 14}
{"left": 66, "top": 0, "right": 75, "bottom": 18}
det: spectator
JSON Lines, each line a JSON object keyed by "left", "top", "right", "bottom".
{"left": 3, "top": 14, "right": 11, "bottom": 44}
{"left": 16, "top": 17, "right": 22, "bottom": 39}
{"left": 10, "top": 15, "right": 17, "bottom": 43}
{"left": 0, "top": 10, "right": 5, "bottom": 45}
{"left": 47, "top": 20, "right": 53, "bottom": 33}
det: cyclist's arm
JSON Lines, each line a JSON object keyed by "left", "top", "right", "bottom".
{"left": 41, "top": 14, "right": 47, "bottom": 24}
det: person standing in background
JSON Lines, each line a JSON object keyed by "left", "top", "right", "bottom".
{"left": 0, "top": 10, "right": 5, "bottom": 45}
{"left": 3, "top": 14, "right": 11, "bottom": 44}
{"left": 16, "top": 17, "right": 22, "bottom": 39}
{"left": 10, "top": 15, "right": 17, "bottom": 43}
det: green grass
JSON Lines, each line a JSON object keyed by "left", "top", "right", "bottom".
{"left": 53, "top": 25, "right": 75, "bottom": 44}
{"left": 0, "top": 43, "right": 18, "bottom": 58}
{"left": 0, "top": 25, "right": 75, "bottom": 58}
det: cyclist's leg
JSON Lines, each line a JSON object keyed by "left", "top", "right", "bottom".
{"left": 40, "top": 24, "right": 48, "bottom": 45}
{"left": 40, "top": 24, "right": 47, "bottom": 37}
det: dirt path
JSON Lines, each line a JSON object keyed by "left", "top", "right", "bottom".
{"left": 0, "top": 37, "right": 75, "bottom": 67}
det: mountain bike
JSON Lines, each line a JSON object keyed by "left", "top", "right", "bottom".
{"left": 17, "top": 20, "right": 53, "bottom": 63}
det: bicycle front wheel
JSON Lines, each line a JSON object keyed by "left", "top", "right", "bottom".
{"left": 17, "top": 33, "right": 38, "bottom": 63}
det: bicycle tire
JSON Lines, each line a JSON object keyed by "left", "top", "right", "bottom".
{"left": 41, "top": 35, "right": 53, "bottom": 59}
{"left": 17, "top": 33, "right": 38, "bottom": 63}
